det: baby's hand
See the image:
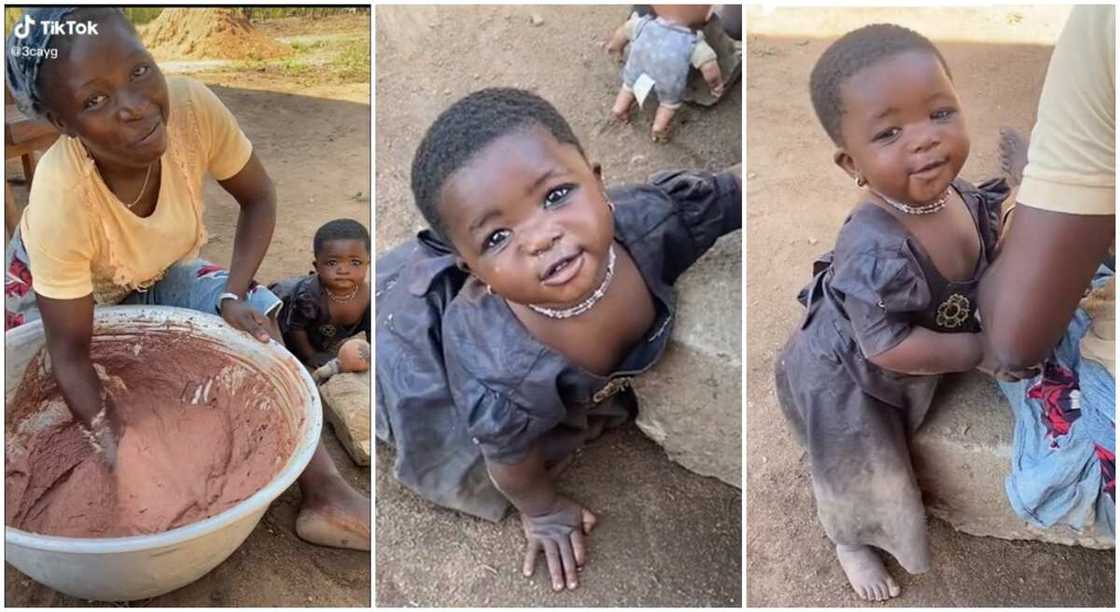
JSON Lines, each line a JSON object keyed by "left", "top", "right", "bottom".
{"left": 520, "top": 495, "right": 597, "bottom": 591}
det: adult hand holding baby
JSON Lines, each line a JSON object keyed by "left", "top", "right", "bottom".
{"left": 521, "top": 495, "right": 598, "bottom": 591}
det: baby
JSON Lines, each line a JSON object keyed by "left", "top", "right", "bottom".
{"left": 606, "top": 5, "right": 724, "bottom": 142}
{"left": 774, "top": 24, "right": 1023, "bottom": 601}
{"left": 376, "top": 87, "right": 740, "bottom": 591}
{"left": 270, "top": 219, "right": 370, "bottom": 368}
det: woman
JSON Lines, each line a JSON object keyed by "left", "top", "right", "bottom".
{"left": 5, "top": 7, "right": 368, "bottom": 549}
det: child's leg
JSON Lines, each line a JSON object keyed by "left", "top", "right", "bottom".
{"left": 808, "top": 387, "right": 929, "bottom": 600}
{"left": 612, "top": 86, "right": 636, "bottom": 123}
{"left": 651, "top": 103, "right": 679, "bottom": 142}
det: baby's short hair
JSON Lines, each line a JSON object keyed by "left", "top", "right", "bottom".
{"left": 313, "top": 219, "right": 370, "bottom": 257}
{"left": 410, "top": 87, "right": 585, "bottom": 246}
{"left": 810, "top": 24, "right": 951, "bottom": 146}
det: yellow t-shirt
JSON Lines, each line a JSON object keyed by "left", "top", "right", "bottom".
{"left": 20, "top": 76, "right": 252, "bottom": 305}
{"left": 1018, "top": 5, "right": 1115, "bottom": 216}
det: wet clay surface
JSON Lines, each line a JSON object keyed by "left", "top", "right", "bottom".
{"left": 6, "top": 335, "right": 294, "bottom": 537}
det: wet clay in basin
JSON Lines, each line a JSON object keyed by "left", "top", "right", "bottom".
{"left": 5, "top": 332, "right": 295, "bottom": 537}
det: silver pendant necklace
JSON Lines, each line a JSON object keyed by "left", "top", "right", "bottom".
{"left": 528, "top": 245, "right": 616, "bottom": 319}
{"left": 872, "top": 187, "right": 951, "bottom": 215}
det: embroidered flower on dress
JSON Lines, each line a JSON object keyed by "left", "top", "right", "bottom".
{"left": 935, "top": 293, "right": 970, "bottom": 328}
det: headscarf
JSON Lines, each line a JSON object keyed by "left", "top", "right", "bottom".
{"left": 5, "top": 7, "right": 124, "bottom": 119}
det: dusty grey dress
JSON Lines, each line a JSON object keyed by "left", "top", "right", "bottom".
{"left": 774, "top": 178, "right": 1006, "bottom": 570}
{"left": 376, "top": 170, "right": 741, "bottom": 522}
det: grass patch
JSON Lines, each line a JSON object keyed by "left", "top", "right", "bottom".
{"left": 232, "top": 32, "right": 368, "bottom": 84}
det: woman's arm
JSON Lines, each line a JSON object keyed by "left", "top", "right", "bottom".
{"left": 868, "top": 327, "right": 983, "bottom": 376}
{"left": 215, "top": 152, "right": 276, "bottom": 341}
{"left": 36, "top": 294, "right": 121, "bottom": 464}
{"left": 979, "top": 206, "right": 1112, "bottom": 371}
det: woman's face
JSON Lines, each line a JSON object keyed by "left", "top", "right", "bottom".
{"left": 38, "top": 14, "right": 169, "bottom": 170}
{"left": 834, "top": 50, "right": 970, "bottom": 205}
{"left": 438, "top": 127, "right": 615, "bottom": 310}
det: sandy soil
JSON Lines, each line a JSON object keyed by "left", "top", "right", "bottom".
{"left": 375, "top": 5, "right": 741, "bottom": 606}
{"left": 4, "top": 13, "right": 370, "bottom": 607}
{"left": 745, "top": 7, "right": 1115, "bottom": 607}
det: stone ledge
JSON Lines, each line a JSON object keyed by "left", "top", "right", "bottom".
{"left": 634, "top": 233, "right": 741, "bottom": 488}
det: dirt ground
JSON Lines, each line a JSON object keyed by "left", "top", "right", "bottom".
{"left": 745, "top": 7, "right": 1115, "bottom": 607}
{"left": 375, "top": 5, "right": 741, "bottom": 606}
{"left": 4, "top": 11, "right": 370, "bottom": 607}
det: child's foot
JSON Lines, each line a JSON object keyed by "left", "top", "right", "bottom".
{"left": 296, "top": 480, "right": 371, "bottom": 551}
{"left": 836, "top": 544, "right": 901, "bottom": 602}
{"left": 610, "top": 107, "right": 631, "bottom": 124}
{"left": 651, "top": 128, "right": 670, "bottom": 143}
{"left": 998, "top": 127, "right": 1028, "bottom": 187}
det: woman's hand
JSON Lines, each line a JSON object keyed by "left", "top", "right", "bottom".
{"left": 219, "top": 299, "right": 272, "bottom": 343}
{"left": 520, "top": 495, "right": 598, "bottom": 591}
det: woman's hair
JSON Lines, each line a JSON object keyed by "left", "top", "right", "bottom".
{"left": 313, "top": 219, "right": 370, "bottom": 257}
{"left": 410, "top": 87, "right": 585, "bottom": 245}
{"left": 809, "top": 23, "right": 951, "bottom": 146}
{"left": 5, "top": 7, "right": 132, "bottom": 120}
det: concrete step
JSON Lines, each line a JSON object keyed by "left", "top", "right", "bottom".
{"left": 634, "top": 233, "right": 741, "bottom": 488}
{"left": 912, "top": 372, "right": 1112, "bottom": 549}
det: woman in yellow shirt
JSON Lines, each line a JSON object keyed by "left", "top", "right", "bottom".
{"left": 5, "top": 8, "right": 368, "bottom": 549}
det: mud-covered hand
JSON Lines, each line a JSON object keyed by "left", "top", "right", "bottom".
{"left": 220, "top": 299, "right": 272, "bottom": 343}
{"left": 520, "top": 496, "right": 598, "bottom": 591}
{"left": 78, "top": 396, "right": 123, "bottom": 468}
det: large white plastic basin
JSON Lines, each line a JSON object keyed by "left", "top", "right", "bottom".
{"left": 5, "top": 306, "right": 322, "bottom": 602}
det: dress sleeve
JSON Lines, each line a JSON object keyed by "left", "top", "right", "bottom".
{"left": 457, "top": 379, "right": 566, "bottom": 464}
{"left": 442, "top": 291, "right": 569, "bottom": 464}
{"left": 830, "top": 243, "right": 930, "bottom": 358}
{"left": 186, "top": 78, "right": 253, "bottom": 181}
{"left": 282, "top": 276, "right": 322, "bottom": 333}
{"left": 645, "top": 169, "right": 741, "bottom": 282}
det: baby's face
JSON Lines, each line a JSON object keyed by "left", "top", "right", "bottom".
{"left": 314, "top": 239, "right": 369, "bottom": 293}
{"left": 438, "top": 127, "right": 615, "bottom": 309}
{"left": 38, "top": 13, "right": 169, "bottom": 169}
{"left": 836, "top": 50, "right": 969, "bottom": 205}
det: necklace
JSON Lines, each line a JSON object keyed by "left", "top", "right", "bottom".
{"left": 326, "top": 285, "right": 360, "bottom": 304}
{"left": 871, "top": 188, "right": 951, "bottom": 215}
{"left": 123, "top": 163, "right": 154, "bottom": 209}
{"left": 529, "top": 245, "right": 616, "bottom": 319}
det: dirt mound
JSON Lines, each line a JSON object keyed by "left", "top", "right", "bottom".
{"left": 141, "top": 8, "right": 292, "bottom": 61}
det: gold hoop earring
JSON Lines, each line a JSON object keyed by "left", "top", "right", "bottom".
{"left": 607, "top": 198, "right": 616, "bottom": 212}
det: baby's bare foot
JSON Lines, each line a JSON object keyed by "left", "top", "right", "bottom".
{"left": 651, "top": 128, "right": 670, "bottom": 143}
{"left": 296, "top": 483, "right": 370, "bottom": 551}
{"left": 610, "top": 107, "right": 631, "bottom": 124}
{"left": 836, "top": 544, "right": 901, "bottom": 602}
{"left": 999, "top": 127, "right": 1029, "bottom": 187}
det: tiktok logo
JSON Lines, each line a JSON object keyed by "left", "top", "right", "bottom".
{"left": 13, "top": 15, "right": 35, "bottom": 40}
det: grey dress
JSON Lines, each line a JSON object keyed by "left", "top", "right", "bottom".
{"left": 376, "top": 170, "right": 741, "bottom": 521}
{"left": 774, "top": 178, "right": 1006, "bottom": 569}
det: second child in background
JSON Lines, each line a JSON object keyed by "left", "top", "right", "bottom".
{"left": 270, "top": 219, "right": 371, "bottom": 368}
{"left": 607, "top": 5, "right": 724, "bottom": 142}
